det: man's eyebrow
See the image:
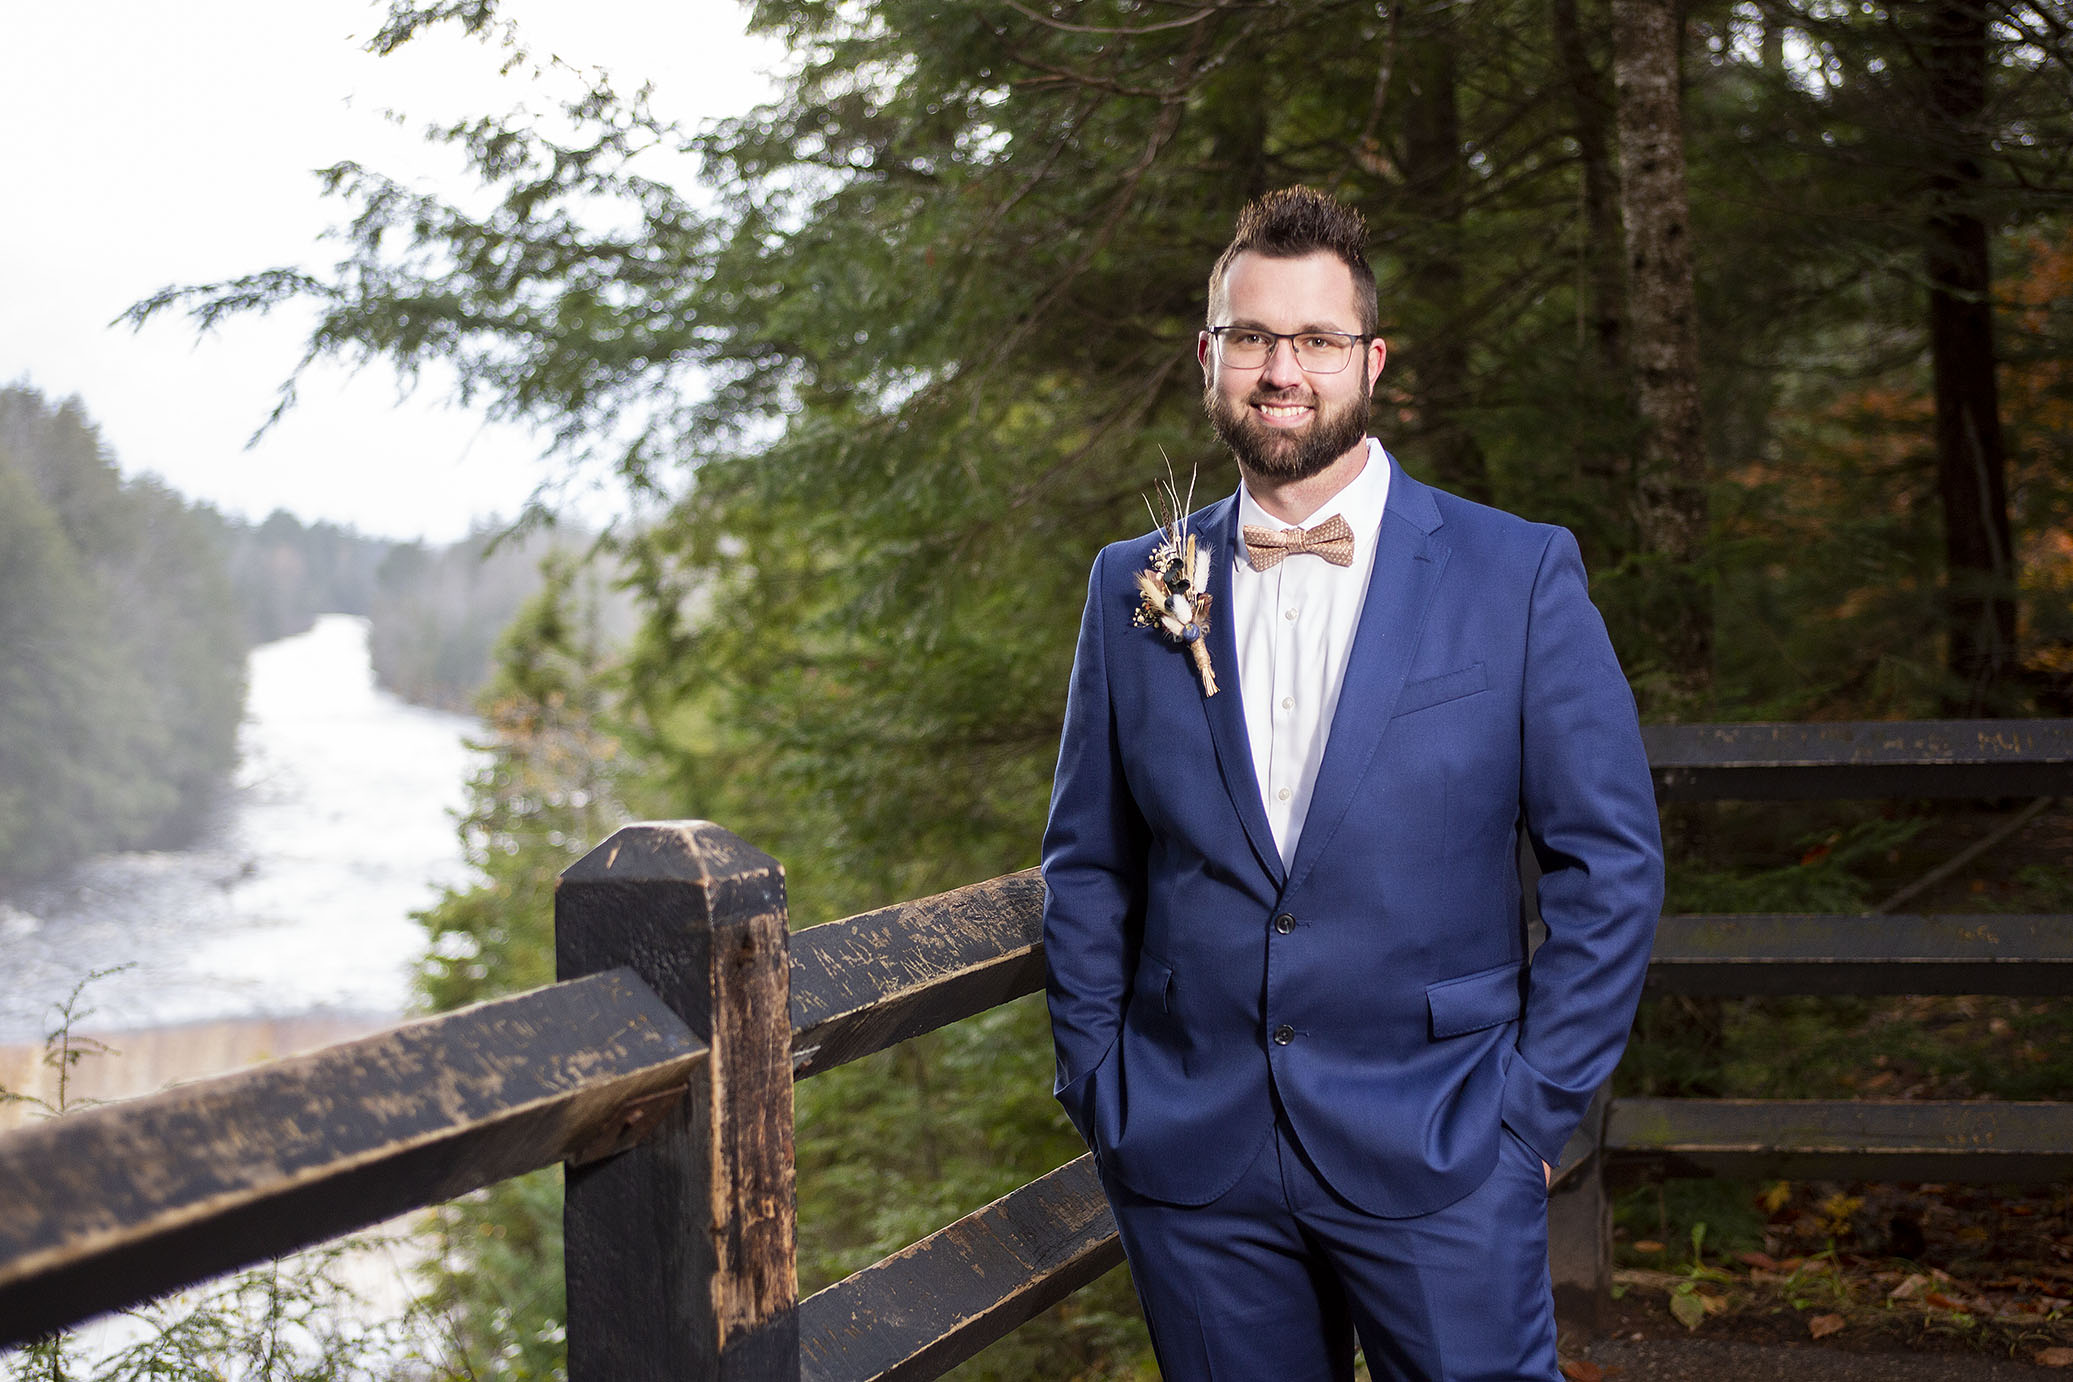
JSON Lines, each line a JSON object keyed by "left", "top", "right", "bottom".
{"left": 1217, "top": 318, "right": 1357, "bottom": 334}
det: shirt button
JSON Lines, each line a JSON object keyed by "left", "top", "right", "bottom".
{"left": 1284, "top": 607, "right": 1299, "bottom": 621}
{"left": 1274, "top": 912, "right": 1295, "bottom": 934}
{"left": 1272, "top": 1024, "right": 1295, "bottom": 1046}
{"left": 1280, "top": 696, "right": 1294, "bottom": 711}
{"left": 1276, "top": 786, "right": 1292, "bottom": 802}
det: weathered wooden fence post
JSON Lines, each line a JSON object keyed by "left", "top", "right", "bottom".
{"left": 558, "top": 822, "right": 798, "bottom": 1380}
{"left": 1548, "top": 1085, "right": 1611, "bottom": 1335}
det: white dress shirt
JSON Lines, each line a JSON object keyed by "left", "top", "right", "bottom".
{"left": 1229, "top": 437, "right": 1392, "bottom": 867}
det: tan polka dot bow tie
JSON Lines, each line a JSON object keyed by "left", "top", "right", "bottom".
{"left": 1241, "top": 513, "right": 1356, "bottom": 571}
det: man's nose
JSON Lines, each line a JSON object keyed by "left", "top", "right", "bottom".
{"left": 1261, "top": 336, "right": 1306, "bottom": 388}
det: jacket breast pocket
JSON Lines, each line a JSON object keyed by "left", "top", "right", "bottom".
{"left": 1426, "top": 960, "right": 1523, "bottom": 1039}
{"left": 1393, "top": 662, "right": 1488, "bottom": 718}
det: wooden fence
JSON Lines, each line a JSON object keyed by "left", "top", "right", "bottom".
{"left": 1, "top": 720, "right": 2069, "bottom": 1376}
{"left": 1546, "top": 718, "right": 2073, "bottom": 1327}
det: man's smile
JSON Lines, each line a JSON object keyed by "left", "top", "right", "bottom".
{"left": 1253, "top": 398, "right": 1315, "bottom": 426}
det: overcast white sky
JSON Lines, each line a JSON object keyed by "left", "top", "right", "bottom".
{"left": 0, "top": 1, "right": 781, "bottom": 541}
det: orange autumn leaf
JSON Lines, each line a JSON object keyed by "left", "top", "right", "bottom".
{"left": 1809, "top": 1313, "right": 1846, "bottom": 1339}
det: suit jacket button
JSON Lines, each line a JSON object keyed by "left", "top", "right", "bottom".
{"left": 1273, "top": 912, "right": 1295, "bottom": 934}
{"left": 1272, "top": 1024, "right": 1295, "bottom": 1046}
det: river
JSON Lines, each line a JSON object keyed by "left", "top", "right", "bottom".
{"left": 0, "top": 614, "right": 481, "bottom": 1368}
{"left": 0, "top": 615, "right": 481, "bottom": 1045}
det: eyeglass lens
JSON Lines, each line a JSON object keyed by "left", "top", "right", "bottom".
{"left": 1215, "top": 330, "right": 1356, "bottom": 372}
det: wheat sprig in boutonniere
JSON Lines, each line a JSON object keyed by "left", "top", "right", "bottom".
{"left": 1129, "top": 462, "right": 1219, "bottom": 697}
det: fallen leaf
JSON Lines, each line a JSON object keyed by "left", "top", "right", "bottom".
{"left": 1809, "top": 1313, "right": 1846, "bottom": 1339}
{"left": 1559, "top": 1361, "right": 1605, "bottom": 1382}
{"left": 1669, "top": 1289, "right": 1708, "bottom": 1331}
{"left": 1632, "top": 1239, "right": 1664, "bottom": 1254}
{"left": 1738, "top": 1250, "right": 1780, "bottom": 1270}
{"left": 1890, "top": 1273, "right": 1930, "bottom": 1301}
{"left": 2037, "top": 1347, "right": 2073, "bottom": 1367}
{"left": 1759, "top": 1182, "right": 1793, "bottom": 1215}
{"left": 1925, "top": 1291, "right": 1965, "bottom": 1311}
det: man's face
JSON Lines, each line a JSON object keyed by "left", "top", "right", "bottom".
{"left": 1198, "top": 250, "right": 1386, "bottom": 484}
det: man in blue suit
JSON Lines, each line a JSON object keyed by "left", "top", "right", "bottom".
{"left": 1041, "top": 187, "right": 1664, "bottom": 1380}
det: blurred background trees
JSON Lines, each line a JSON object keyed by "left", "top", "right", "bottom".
{"left": 123, "top": 0, "right": 2073, "bottom": 1372}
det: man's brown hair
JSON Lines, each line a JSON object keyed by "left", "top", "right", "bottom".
{"left": 1206, "top": 186, "right": 1377, "bottom": 336}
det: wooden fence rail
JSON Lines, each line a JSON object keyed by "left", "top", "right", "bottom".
{"left": 2, "top": 720, "right": 2068, "bottom": 1376}
{"left": 1547, "top": 719, "right": 2073, "bottom": 1328}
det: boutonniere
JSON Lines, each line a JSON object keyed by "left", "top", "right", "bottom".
{"left": 1130, "top": 462, "right": 1219, "bottom": 697}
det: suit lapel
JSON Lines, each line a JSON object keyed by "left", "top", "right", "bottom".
{"left": 1285, "top": 461, "right": 1449, "bottom": 896}
{"left": 1198, "top": 494, "right": 1287, "bottom": 887}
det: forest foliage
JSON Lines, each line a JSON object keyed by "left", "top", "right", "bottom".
{"left": 0, "top": 388, "right": 246, "bottom": 889}
{"left": 127, "top": 0, "right": 2073, "bottom": 1374}
{"left": 0, "top": 383, "right": 590, "bottom": 891}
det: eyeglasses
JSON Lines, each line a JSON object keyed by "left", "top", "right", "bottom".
{"left": 1206, "top": 326, "right": 1372, "bottom": 373}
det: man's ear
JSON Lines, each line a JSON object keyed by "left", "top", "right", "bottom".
{"left": 1197, "top": 330, "right": 1213, "bottom": 380}
{"left": 1367, "top": 337, "right": 1388, "bottom": 394}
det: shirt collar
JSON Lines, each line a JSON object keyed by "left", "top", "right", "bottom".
{"left": 1236, "top": 437, "right": 1392, "bottom": 546}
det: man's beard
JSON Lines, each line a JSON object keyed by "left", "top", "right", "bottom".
{"left": 1203, "top": 369, "right": 1371, "bottom": 482}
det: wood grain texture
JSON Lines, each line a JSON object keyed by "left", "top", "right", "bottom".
{"left": 789, "top": 870, "right": 1045, "bottom": 1080}
{"left": 797, "top": 1155, "right": 1122, "bottom": 1382}
{"left": 1642, "top": 719, "right": 2073, "bottom": 800}
{"left": 558, "top": 821, "right": 799, "bottom": 1382}
{"left": 0, "top": 970, "right": 701, "bottom": 1350}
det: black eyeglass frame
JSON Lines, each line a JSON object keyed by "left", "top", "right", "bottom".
{"left": 1205, "top": 326, "right": 1376, "bottom": 374}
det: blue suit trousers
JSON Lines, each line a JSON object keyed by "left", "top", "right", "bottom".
{"left": 1101, "top": 1114, "right": 1561, "bottom": 1382}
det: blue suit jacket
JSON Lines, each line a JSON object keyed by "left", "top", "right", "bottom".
{"left": 1041, "top": 456, "right": 1664, "bottom": 1218}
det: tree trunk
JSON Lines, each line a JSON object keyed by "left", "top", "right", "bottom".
{"left": 1612, "top": 0, "right": 1711, "bottom": 710}
{"left": 1922, "top": 0, "right": 2017, "bottom": 712}
{"left": 1400, "top": 17, "right": 1492, "bottom": 502}
{"left": 1553, "top": 0, "right": 1626, "bottom": 380}
{"left": 1552, "top": 0, "right": 1634, "bottom": 564}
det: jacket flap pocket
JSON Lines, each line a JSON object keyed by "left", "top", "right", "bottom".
{"left": 1426, "top": 961, "right": 1523, "bottom": 1039}
{"left": 1393, "top": 662, "right": 1487, "bottom": 718}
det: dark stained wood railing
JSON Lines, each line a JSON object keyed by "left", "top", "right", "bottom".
{"left": 0, "top": 971, "right": 701, "bottom": 1350}
{"left": 1, "top": 720, "right": 2068, "bottom": 1375}
{"left": 1546, "top": 719, "right": 2073, "bottom": 1329}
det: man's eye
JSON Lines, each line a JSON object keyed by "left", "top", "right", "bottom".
{"left": 1301, "top": 335, "right": 1340, "bottom": 351}
{"left": 1231, "top": 331, "right": 1270, "bottom": 348}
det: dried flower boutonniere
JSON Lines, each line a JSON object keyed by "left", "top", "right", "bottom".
{"left": 1130, "top": 462, "right": 1219, "bottom": 697}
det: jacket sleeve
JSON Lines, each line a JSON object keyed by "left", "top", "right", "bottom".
{"left": 1041, "top": 546, "right": 1149, "bottom": 1149}
{"left": 1501, "top": 526, "right": 1664, "bottom": 1166}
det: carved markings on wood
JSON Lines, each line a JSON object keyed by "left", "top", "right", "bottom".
{"left": 558, "top": 821, "right": 798, "bottom": 1382}
{"left": 798, "top": 1155, "right": 1122, "bottom": 1382}
{"left": 789, "top": 869, "right": 1046, "bottom": 1080}
{"left": 0, "top": 971, "right": 702, "bottom": 1350}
